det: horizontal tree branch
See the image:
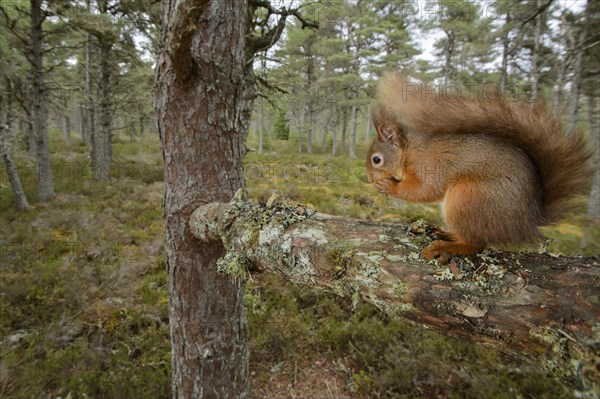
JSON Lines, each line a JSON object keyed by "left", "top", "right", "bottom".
{"left": 190, "top": 197, "right": 600, "bottom": 393}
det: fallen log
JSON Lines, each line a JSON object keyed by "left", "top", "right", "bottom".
{"left": 189, "top": 195, "right": 600, "bottom": 394}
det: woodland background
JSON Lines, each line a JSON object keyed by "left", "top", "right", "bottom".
{"left": 0, "top": 0, "right": 598, "bottom": 398}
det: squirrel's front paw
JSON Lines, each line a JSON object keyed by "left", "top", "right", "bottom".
{"left": 372, "top": 178, "right": 396, "bottom": 195}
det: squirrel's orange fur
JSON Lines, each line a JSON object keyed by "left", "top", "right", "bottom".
{"left": 366, "top": 73, "right": 593, "bottom": 263}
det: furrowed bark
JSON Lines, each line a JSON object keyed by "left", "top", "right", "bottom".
{"left": 190, "top": 199, "right": 600, "bottom": 393}
{"left": 156, "top": 1, "right": 252, "bottom": 397}
{"left": 31, "top": 0, "right": 53, "bottom": 201}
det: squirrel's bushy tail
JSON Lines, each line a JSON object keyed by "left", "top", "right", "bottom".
{"left": 377, "top": 72, "right": 593, "bottom": 224}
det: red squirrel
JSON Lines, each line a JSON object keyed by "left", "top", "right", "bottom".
{"left": 366, "top": 73, "right": 593, "bottom": 263}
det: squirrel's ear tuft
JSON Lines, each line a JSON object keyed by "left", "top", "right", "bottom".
{"left": 376, "top": 122, "right": 403, "bottom": 147}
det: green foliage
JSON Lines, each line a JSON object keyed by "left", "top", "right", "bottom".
{"left": 273, "top": 109, "right": 290, "bottom": 140}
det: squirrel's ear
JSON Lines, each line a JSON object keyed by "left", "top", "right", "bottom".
{"left": 376, "top": 122, "right": 403, "bottom": 147}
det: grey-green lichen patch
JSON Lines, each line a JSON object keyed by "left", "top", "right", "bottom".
{"left": 216, "top": 252, "right": 251, "bottom": 283}
{"left": 295, "top": 228, "right": 328, "bottom": 245}
{"left": 385, "top": 252, "right": 421, "bottom": 263}
{"left": 258, "top": 225, "right": 283, "bottom": 246}
{"left": 433, "top": 267, "right": 455, "bottom": 281}
{"left": 530, "top": 326, "right": 600, "bottom": 397}
{"left": 393, "top": 281, "right": 408, "bottom": 298}
{"left": 355, "top": 252, "right": 384, "bottom": 279}
{"left": 216, "top": 200, "right": 317, "bottom": 281}
{"left": 378, "top": 234, "right": 391, "bottom": 243}
{"left": 392, "top": 235, "right": 421, "bottom": 250}
{"left": 220, "top": 201, "right": 316, "bottom": 245}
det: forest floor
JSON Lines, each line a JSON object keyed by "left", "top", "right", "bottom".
{"left": 0, "top": 132, "right": 597, "bottom": 398}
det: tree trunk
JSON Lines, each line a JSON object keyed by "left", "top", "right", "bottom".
{"left": 63, "top": 114, "right": 71, "bottom": 145}
{"left": 3, "top": 153, "right": 30, "bottom": 211}
{"left": 530, "top": 0, "right": 543, "bottom": 101}
{"left": 94, "top": 39, "right": 112, "bottom": 180}
{"left": 27, "top": 121, "right": 35, "bottom": 157}
{"left": 155, "top": 1, "right": 251, "bottom": 397}
{"left": 566, "top": 0, "right": 591, "bottom": 133}
{"left": 499, "top": 13, "right": 511, "bottom": 94}
{"left": 190, "top": 200, "right": 600, "bottom": 393}
{"left": 331, "top": 100, "right": 337, "bottom": 156}
{"left": 553, "top": 57, "right": 567, "bottom": 113}
{"left": 139, "top": 113, "right": 145, "bottom": 137}
{"left": 297, "top": 106, "right": 304, "bottom": 153}
{"left": 318, "top": 111, "right": 328, "bottom": 149}
{"left": 79, "top": 103, "right": 88, "bottom": 143}
{"left": 85, "top": 0, "right": 96, "bottom": 169}
{"left": 349, "top": 91, "right": 358, "bottom": 158}
{"left": 0, "top": 79, "right": 30, "bottom": 211}
{"left": 306, "top": 113, "right": 313, "bottom": 153}
{"left": 364, "top": 108, "right": 371, "bottom": 141}
{"left": 340, "top": 105, "right": 348, "bottom": 152}
{"left": 442, "top": 30, "right": 455, "bottom": 84}
{"left": 258, "top": 99, "right": 264, "bottom": 154}
{"left": 587, "top": 95, "right": 600, "bottom": 220}
{"left": 31, "top": 0, "right": 53, "bottom": 201}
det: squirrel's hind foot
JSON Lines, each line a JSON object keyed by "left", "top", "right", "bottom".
{"left": 423, "top": 240, "right": 486, "bottom": 264}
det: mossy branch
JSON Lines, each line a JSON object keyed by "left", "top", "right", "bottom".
{"left": 189, "top": 198, "right": 600, "bottom": 393}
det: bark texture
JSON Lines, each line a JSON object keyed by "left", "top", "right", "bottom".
{"left": 155, "top": 1, "right": 253, "bottom": 397}
{"left": 94, "top": 39, "right": 112, "bottom": 180}
{"left": 31, "top": 0, "right": 53, "bottom": 201}
{"left": 588, "top": 95, "right": 600, "bottom": 220}
{"left": 190, "top": 199, "right": 600, "bottom": 393}
{"left": 0, "top": 79, "right": 30, "bottom": 211}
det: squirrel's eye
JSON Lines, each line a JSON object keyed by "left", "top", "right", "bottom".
{"left": 372, "top": 155, "right": 382, "bottom": 165}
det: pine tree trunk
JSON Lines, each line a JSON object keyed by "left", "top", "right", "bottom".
{"left": 258, "top": 100, "right": 264, "bottom": 154}
{"left": 499, "top": 14, "right": 511, "bottom": 94}
{"left": 530, "top": 0, "right": 543, "bottom": 101}
{"left": 94, "top": 40, "right": 112, "bottom": 180}
{"left": 63, "top": 115, "right": 71, "bottom": 145}
{"left": 341, "top": 106, "right": 348, "bottom": 152}
{"left": 0, "top": 79, "right": 29, "bottom": 211}
{"left": 442, "top": 30, "right": 455, "bottom": 84}
{"left": 305, "top": 98, "right": 313, "bottom": 154}
{"left": 306, "top": 118, "right": 313, "bottom": 153}
{"left": 79, "top": 103, "right": 88, "bottom": 143}
{"left": 553, "top": 58, "right": 567, "bottom": 113}
{"left": 587, "top": 95, "right": 600, "bottom": 220}
{"left": 331, "top": 101, "right": 337, "bottom": 156}
{"left": 566, "top": 0, "right": 591, "bottom": 133}
{"left": 155, "top": 1, "right": 251, "bottom": 397}
{"left": 85, "top": 0, "right": 96, "bottom": 170}
{"left": 27, "top": 121, "right": 35, "bottom": 157}
{"left": 364, "top": 108, "right": 371, "bottom": 141}
{"left": 318, "top": 111, "right": 328, "bottom": 149}
{"left": 298, "top": 107, "right": 304, "bottom": 153}
{"left": 349, "top": 91, "right": 358, "bottom": 158}
{"left": 3, "top": 153, "right": 30, "bottom": 211}
{"left": 139, "top": 114, "right": 144, "bottom": 137}
{"left": 31, "top": 0, "right": 53, "bottom": 201}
